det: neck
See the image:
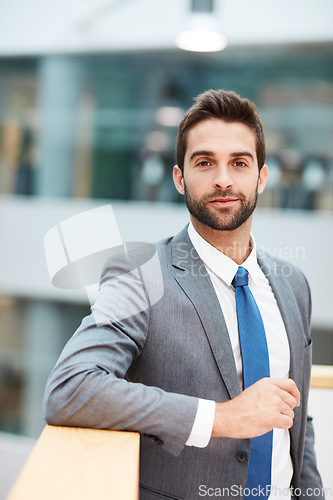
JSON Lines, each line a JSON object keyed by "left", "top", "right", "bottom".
{"left": 190, "top": 216, "right": 253, "bottom": 265}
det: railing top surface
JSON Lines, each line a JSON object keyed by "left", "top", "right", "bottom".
{"left": 311, "top": 364, "right": 333, "bottom": 389}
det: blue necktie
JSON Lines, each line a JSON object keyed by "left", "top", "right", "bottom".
{"left": 232, "top": 266, "right": 273, "bottom": 499}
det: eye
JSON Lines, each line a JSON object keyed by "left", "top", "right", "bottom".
{"left": 233, "top": 160, "right": 247, "bottom": 167}
{"left": 197, "top": 160, "right": 211, "bottom": 167}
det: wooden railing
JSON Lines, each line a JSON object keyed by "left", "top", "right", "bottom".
{"left": 7, "top": 426, "right": 140, "bottom": 500}
{"left": 310, "top": 364, "right": 333, "bottom": 389}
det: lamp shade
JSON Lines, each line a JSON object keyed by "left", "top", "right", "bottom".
{"left": 175, "top": 10, "right": 227, "bottom": 53}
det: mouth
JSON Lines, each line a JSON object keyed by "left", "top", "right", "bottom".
{"left": 209, "top": 198, "right": 239, "bottom": 206}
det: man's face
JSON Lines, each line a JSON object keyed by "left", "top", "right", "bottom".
{"left": 173, "top": 119, "right": 268, "bottom": 232}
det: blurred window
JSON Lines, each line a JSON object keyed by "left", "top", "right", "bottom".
{"left": 0, "top": 47, "right": 333, "bottom": 209}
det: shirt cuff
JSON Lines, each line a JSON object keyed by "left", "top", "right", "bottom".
{"left": 185, "top": 398, "right": 216, "bottom": 448}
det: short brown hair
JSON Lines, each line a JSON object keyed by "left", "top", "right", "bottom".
{"left": 176, "top": 89, "right": 265, "bottom": 172}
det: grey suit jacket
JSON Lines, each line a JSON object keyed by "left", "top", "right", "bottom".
{"left": 44, "top": 226, "right": 324, "bottom": 500}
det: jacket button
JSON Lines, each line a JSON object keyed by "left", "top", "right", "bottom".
{"left": 236, "top": 452, "right": 248, "bottom": 462}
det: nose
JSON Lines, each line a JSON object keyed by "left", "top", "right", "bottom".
{"left": 213, "top": 165, "right": 233, "bottom": 190}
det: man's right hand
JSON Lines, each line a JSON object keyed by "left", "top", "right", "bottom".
{"left": 211, "top": 377, "right": 300, "bottom": 439}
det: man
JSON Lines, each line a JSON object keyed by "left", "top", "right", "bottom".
{"left": 44, "top": 89, "right": 324, "bottom": 499}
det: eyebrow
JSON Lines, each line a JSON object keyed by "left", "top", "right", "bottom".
{"left": 189, "top": 150, "right": 255, "bottom": 162}
{"left": 190, "top": 150, "right": 214, "bottom": 161}
{"left": 230, "top": 151, "right": 255, "bottom": 161}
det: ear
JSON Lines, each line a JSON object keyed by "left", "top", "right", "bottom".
{"left": 257, "top": 164, "right": 268, "bottom": 194}
{"left": 173, "top": 165, "right": 185, "bottom": 195}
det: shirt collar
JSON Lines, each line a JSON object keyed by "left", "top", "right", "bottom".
{"left": 188, "top": 223, "right": 260, "bottom": 287}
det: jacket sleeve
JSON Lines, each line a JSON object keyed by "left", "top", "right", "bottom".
{"left": 43, "top": 247, "right": 199, "bottom": 457}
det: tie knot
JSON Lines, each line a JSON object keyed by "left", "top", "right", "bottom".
{"left": 232, "top": 266, "right": 249, "bottom": 287}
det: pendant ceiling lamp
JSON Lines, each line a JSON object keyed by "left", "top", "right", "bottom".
{"left": 175, "top": 0, "right": 227, "bottom": 53}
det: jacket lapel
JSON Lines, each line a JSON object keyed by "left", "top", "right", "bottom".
{"left": 171, "top": 227, "right": 241, "bottom": 400}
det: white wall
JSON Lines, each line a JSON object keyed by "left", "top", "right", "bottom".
{"left": 0, "top": 0, "right": 332, "bottom": 56}
{"left": 0, "top": 195, "right": 332, "bottom": 328}
{"left": 0, "top": 432, "right": 35, "bottom": 500}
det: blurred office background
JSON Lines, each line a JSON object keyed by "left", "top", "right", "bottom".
{"left": 0, "top": 0, "right": 332, "bottom": 493}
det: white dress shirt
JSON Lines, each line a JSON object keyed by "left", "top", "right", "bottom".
{"left": 185, "top": 224, "right": 293, "bottom": 500}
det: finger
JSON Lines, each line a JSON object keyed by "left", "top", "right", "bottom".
{"left": 280, "top": 402, "right": 295, "bottom": 420}
{"left": 272, "top": 378, "right": 300, "bottom": 406}
{"left": 276, "top": 413, "right": 294, "bottom": 430}
{"left": 277, "top": 387, "right": 299, "bottom": 410}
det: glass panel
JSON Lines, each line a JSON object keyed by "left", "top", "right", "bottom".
{"left": 1, "top": 46, "right": 332, "bottom": 208}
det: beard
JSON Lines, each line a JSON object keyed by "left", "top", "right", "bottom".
{"left": 183, "top": 182, "right": 258, "bottom": 232}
